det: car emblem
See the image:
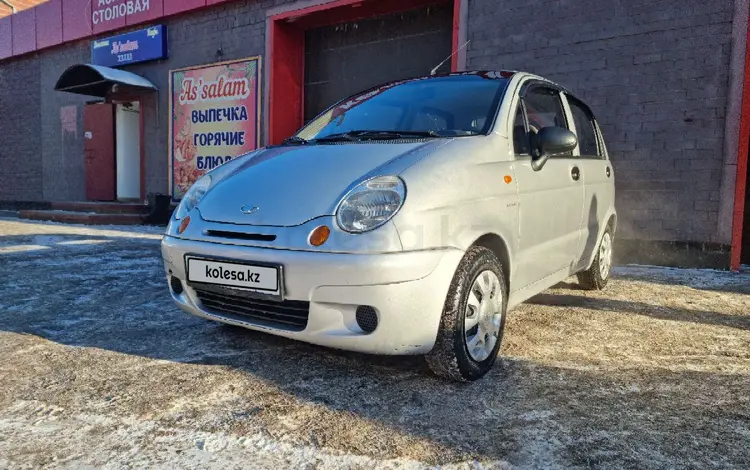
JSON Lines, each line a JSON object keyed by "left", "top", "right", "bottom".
{"left": 240, "top": 205, "right": 260, "bottom": 215}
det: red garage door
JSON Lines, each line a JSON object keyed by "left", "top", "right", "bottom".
{"left": 303, "top": 2, "right": 453, "bottom": 122}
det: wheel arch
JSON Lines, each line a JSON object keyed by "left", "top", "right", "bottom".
{"left": 607, "top": 213, "right": 617, "bottom": 234}
{"left": 581, "top": 211, "right": 618, "bottom": 272}
{"left": 471, "top": 233, "right": 512, "bottom": 292}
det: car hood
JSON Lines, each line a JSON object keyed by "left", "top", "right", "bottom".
{"left": 197, "top": 141, "right": 442, "bottom": 226}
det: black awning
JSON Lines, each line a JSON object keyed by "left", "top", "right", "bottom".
{"left": 54, "top": 64, "right": 157, "bottom": 97}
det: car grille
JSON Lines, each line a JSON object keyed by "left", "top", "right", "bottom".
{"left": 204, "top": 230, "right": 277, "bottom": 242}
{"left": 193, "top": 286, "right": 309, "bottom": 331}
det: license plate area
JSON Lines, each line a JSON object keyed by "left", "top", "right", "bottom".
{"left": 186, "top": 256, "right": 283, "bottom": 301}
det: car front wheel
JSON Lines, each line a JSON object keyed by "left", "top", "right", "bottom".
{"left": 426, "top": 246, "right": 507, "bottom": 382}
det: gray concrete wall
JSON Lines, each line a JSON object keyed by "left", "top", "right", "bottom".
{"left": 465, "top": 0, "right": 737, "bottom": 245}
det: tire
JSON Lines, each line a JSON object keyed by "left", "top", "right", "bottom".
{"left": 426, "top": 246, "right": 508, "bottom": 382}
{"left": 577, "top": 228, "right": 614, "bottom": 291}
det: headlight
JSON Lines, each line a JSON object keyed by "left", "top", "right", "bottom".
{"left": 174, "top": 175, "right": 211, "bottom": 220}
{"left": 336, "top": 176, "right": 406, "bottom": 233}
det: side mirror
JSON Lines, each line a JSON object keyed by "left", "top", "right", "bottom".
{"left": 531, "top": 126, "right": 578, "bottom": 171}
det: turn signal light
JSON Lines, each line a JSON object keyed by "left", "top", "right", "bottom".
{"left": 178, "top": 216, "right": 191, "bottom": 234}
{"left": 309, "top": 225, "right": 331, "bottom": 247}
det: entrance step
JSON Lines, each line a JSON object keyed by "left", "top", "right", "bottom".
{"left": 18, "top": 210, "right": 146, "bottom": 226}
{"left": 49, "top": 201, "right": 149, "bottom": 215}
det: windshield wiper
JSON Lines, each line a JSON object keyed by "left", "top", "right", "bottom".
{"left": 313, "top": 132, "right": 359, "bottom": 142}
{"left": 350, "top": 130, "right": 443, "bottom": 139}
{"left": 379, "top": 130, "right": 442, "bottom": 138}
{"left": 315, "top": 130, "right": 442, "bottom": 142}
{"left": 282, "top": 136, "right": 310, "bottom": 145}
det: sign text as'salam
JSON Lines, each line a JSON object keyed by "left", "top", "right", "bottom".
{"left": 179, "top": 76, "right": 252, "bottom": 104}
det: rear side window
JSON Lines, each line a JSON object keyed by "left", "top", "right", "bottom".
{"left": 567, "top": 96, "right": 601, "bottom": 158}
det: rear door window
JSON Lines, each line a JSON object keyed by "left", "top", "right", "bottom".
{"left": 567, "top": 96, "right": 602, "bottom": 158}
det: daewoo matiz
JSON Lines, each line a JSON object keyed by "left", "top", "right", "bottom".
{"left": 162, "top": 71, "right": 616, "bottom": 381}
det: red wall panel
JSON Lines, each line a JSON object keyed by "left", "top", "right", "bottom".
{"left": 269, "top": 21, "right": 305, "bottom": 145}
{"left": 206, "top": 0, "right": 232, "bottom": 5}
{"left": 62, "top": 0, "right": 92, "bottom": 42}
{"left": 164, "top": 0, "right": 206, "bottom": 16}
{"left": 731, "top": 10, "right": 750, "bottom": 270}
{"left": 11, "top": 8, "right": 36, "bottom": 56}
{"left": 36, "top": 0, "right": 63, "bottom": 50}
{"left": 127, "top": 0, "right": 164, "bottom": 26}
{"left": 0, "top": 17, "right": 11, "bottom": 60}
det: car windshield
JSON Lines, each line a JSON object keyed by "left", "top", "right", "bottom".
{"left": 293, "top": 74, "right": 510, "bottom": 142}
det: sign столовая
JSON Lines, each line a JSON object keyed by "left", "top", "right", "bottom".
{"left": 92, "top": 0, "right": 152, "bottom": 25}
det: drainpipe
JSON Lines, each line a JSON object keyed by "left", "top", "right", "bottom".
{"left": 0, "top": 0, "right": 16, "bottom": 13}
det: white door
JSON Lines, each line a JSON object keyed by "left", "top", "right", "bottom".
{"left": 115, "top": 103, "right": 141, "bottom": 200}
{"left": 564, "top": 93, "right": 615, "bottom": 269}
{"left": 511, "top": 86, "right": 585, "bottom": 289}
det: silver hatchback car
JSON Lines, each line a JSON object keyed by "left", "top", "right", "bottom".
{"left": 162, "top": 71, "right": 616, "bottom": 381}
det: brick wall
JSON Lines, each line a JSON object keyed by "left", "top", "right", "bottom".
{"left": 39, "top": 42, "right": 90, "bottom": 201}
{"left": 0, "top": 53, "right": 43, "bottom": 201}
{"left": 466, "top": 0, "right": 735, "bottom": 244}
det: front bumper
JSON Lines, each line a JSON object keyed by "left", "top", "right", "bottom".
{"left": 161, "top": 235, "right": 463, "bottom": 355}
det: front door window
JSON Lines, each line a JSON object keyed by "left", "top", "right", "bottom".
{"left": 523, "top": 86, "right": 571, "bottom": 157}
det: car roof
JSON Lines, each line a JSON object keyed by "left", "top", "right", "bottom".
{"left": 380, "top": 70, "right": 518, "bottom": 84}
{"left": 366, "top": 70, "right": 567, "bottom": 93}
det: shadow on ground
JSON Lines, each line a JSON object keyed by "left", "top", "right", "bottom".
{"left": 0, "top": 230, "right": 748, "bottom": 468}
{"left": 532, "top": 287, "right": 750, "bottom": 331}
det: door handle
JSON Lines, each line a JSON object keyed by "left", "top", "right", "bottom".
{"left": 571, "top": 166, "right": 581, "bottom": 181}
{"left": 606, "top": 166, "right": 611, "bottom": 178}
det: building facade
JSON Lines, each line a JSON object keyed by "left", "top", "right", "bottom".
{"left": 0, "top": 0, "right": 749, "bottom": 270}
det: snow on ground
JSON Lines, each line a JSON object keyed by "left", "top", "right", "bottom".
{"left": 0, "top": 218, "right": 748, "bottom": 469}
{"left": 615, "top": 264, "right": 750, "bottom": 290}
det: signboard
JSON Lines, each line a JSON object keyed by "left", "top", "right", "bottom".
{"left": 92, "top": 0, "right": 155, "bottom": 27}
{"left": 169, "top": 57, "right": 261, "bottom": 202}
{"left": 91, "top": 25, "right": 167, "bottom": 68}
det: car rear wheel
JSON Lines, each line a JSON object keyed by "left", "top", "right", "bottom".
{"left": 426, "top": 246, "right": 507, "bottom": 382}
{"left": 577, "top": 228, "right": 613, "bottom": 290}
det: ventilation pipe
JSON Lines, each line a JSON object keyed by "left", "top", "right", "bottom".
{"left": 0, "top": 0, "right": 17, "bottom": 14}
